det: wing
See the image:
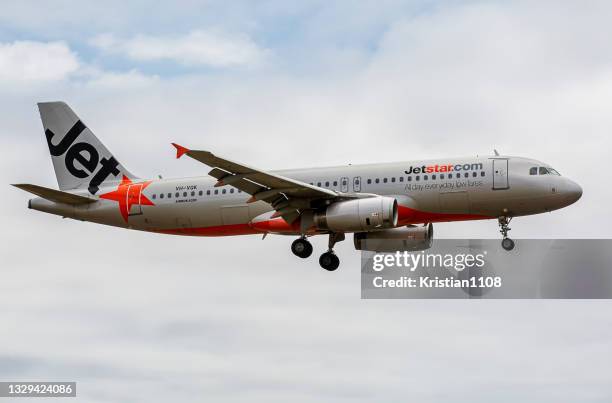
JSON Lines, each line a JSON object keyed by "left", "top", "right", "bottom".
{"left": 172, "top": 143, "right": 339, "bottom": 223}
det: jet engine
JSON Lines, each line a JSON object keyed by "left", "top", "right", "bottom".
{"left": 354, "top": 223, "right": 434, "bottom": 252}
{"left": 313, "top": 196, "right": 398, "bottom": 232}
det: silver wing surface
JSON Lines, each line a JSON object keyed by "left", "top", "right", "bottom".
{"left": 172, "top": 143, "right": 341, "bottom": 223}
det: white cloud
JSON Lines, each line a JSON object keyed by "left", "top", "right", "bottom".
{"left": 92, "top": 30, "right": 268, "bottom": 68}
{"left": 0, "top": 40, "right": 79, "bottom": 81}
{"left": 77, "top": 67, "right": 160, "bottom": 89}
{"left": 3, "top": 2, "right": 612, "bottom": 402}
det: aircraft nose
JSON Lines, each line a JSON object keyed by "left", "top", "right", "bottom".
{"left": 564, "top": 180, "right": 583, "bottom": 204}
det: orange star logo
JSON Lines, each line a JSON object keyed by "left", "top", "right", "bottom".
{"left": 99, "top": 175, "right": 155, "bottom": 222}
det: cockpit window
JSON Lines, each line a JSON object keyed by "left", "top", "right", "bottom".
{"left": 532, "top": 166, "right": 561, "bottom": 176}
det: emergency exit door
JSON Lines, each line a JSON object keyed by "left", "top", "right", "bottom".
{"left": 340, "top": 177, "right": 349, "bottom": 192}
{"left": 127, "top": 183, "right": 144, "bottom": 216}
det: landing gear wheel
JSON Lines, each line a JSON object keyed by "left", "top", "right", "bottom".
{"left": 498, "top": 216, "right": 515, "bottom": 251}
{"left": 319, "top": 252, "right": 340, "bottom": 271}
{"left": 501, "top": 238, "right": 515, "bottom": 251}
{"left": 291, "top": 238, "right": 313, "bottom": 258}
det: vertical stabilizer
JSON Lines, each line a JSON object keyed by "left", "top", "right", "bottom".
{"left": 38, "top": 102, "right": 136, "bottom": 194}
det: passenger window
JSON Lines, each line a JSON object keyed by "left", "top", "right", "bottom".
{"left": 198, "top": 190, "right": 203, "bottom": 196}
{"left": 222, "top": 189, "right": 226, "bottom": 194}
{"left": 175, "top": 192, "right": 180, "bottom": 197}
{"left": 375, "top": 178, "right": 380, "bottom": 184}
{"left": 391, "top": 177, "right": 395, "bottom": 183}
{"left": 167, "top": 193, "right": 172, "bottom": 198}
{"left": 440, "top": 174, "right": 445, "bottom": 179}
{"left": 423, "top": 175, "right": 428, "bottom": 180}
{"left": 191, "top": 191, "right": 195, "bottom": 196}
{"left": 472, "top": 172, "right": 477, "bottom": 177}
{"left": 206, "top": 190, "right": 210, "bottom": 195}
{"left": 230, "top": 188, "right": 234, "bottom": 193}
{"left": 214, "top": 189, "right": 218, "bottom": 195}
{"left": 325, "top": 181, "right": 329, "bottom": 187}
{"left": 152, "top": 194, "right": 156, "bottom": 199}
{"left": 367, "top": 179, "right": 372, "bottom": 184}
{"left": 383, "top": 178, "right": 387, "bottom": 183}
{"left": 183, "top": 192, "right": 187, "bottom": 197}
{"left": 333, "top": 181, "right": 338, "bottom": 186}
{"left": 416, "top": 175, "right": 420, "bottom": 181}
{"left": 432, "top": 174, "right": 436, "bottom": 180}
{"left": 399, "top": 177, "right": 404, "bottom": 182}
{"left": 317, "top": 182, "right": 321, "bottom": 187}
{"left": 539, "top": 167, "right": 548, "bottom": 175}
{"left": 408, "top": 176, "right": 412, "bottom": 182}
{"left": 160, "top": 193, "right": 164, "bottom": 199}
{"left": 529, "top": 167, "right": 538, "bottom": 175}
{"left": 464, "top": 173, "right": 469, "bottom": 178}
{"left": 481, "top": 171, "right": 485, "bottom": 177}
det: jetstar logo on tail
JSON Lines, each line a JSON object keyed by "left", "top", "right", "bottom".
{"left": 46, "top": 120, "right": 121, "bottom": 194}
{"left": 99, "top": 175, "right": 155, "bottom": 222}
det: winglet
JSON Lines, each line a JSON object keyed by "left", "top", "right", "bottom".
{"left": 172, "top": 143, "right": 190, "bottom": 159}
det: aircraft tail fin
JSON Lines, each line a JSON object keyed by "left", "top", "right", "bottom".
{"left": 38, "top": 102, "right": 136, "bottom": 194}
{"left": 12, "top": 184, "right": 97, "bottom": 205}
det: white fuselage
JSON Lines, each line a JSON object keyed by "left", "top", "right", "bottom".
{"left": 30, "top": 155, "right": 582, "bottom": 237}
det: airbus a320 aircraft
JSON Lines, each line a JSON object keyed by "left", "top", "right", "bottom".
{"left": 14, "top": 102, "right": 582, "bottom": 270}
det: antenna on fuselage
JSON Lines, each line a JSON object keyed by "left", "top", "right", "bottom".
{"left": 493, "top": 149, "right": 500, "bottom": 156}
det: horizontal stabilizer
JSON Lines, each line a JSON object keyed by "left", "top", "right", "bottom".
{"left": 12, "top": 184, "right": 97, "bottom": 205}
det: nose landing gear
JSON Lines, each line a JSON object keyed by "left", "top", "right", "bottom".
{"left": 498, "top": 216, "right": 515, "bottom": 251}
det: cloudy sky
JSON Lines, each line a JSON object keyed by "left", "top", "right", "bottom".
{"left": 1, "top": 1, "right": 611, "bottom": 402}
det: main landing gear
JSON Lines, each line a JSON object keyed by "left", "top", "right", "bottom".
{"left": 319, "top": 232, "right": 344, "bottom": 271}
{"left": 498, "top": 216, "right": 515, "bottom": 251}
{"left": 291, "top": 237, "right": 313, "bottom": 258}
{"left": 290, "top": 232, "right": 345, "bottom": 271}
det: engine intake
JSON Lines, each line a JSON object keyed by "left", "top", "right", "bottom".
{"left": 354, "top": 223, "right": 434, "bottom": 252}
{"left": 314, "top": 196, "right": 398, "bottom": 232}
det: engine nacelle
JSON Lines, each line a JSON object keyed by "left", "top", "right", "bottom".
{"left": 354, "top": 223, "right": 434, "bottom": 252}
{"left": 314, "top": 196, "right": 398, "bottom": 232}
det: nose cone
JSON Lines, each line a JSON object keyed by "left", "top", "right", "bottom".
{"left": 564, "top": 180, "right": 583, "bottom": 205}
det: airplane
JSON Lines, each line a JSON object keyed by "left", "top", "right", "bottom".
{"left": 13, "top": 102, "right": 583, "bottom": 271}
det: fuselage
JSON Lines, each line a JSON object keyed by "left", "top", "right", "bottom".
{"left": 29, "top": 155, "right": 582, "bottom": 236}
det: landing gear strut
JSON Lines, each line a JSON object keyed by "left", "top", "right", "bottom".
{"left": 498, "top": 216, "right": 515, "bottom": 251}
{"left": 319, "top": 232, "right": 345, "bottom": 271}
{"left": 291, "top": 237, "right": 313, "bottom": 258}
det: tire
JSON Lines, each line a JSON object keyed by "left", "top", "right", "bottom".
{"left": 291, "top": 238, "right": 313, "bottom": 258}
{"left": 319, "top": 252, "right": 340, "bottom": 271}
{"left": 501, "top": 238, "right": 515, "bottom": 251}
